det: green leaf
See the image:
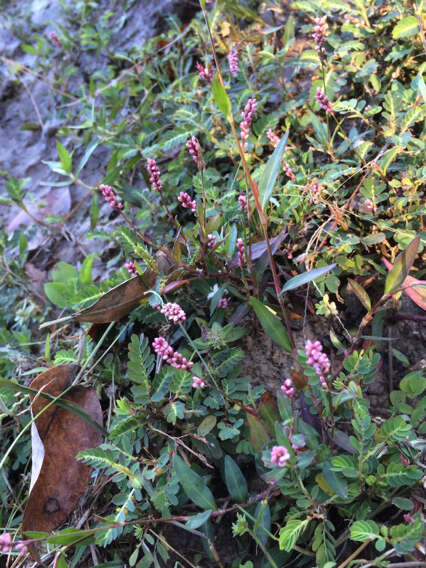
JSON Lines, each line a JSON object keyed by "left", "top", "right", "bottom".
{"left": 280, "top": 264, "right": 337, "bottom": 294}
{"left": 253, "top": 501, "right": 271, "bottom": 546}
{"left": 174, "top": 455, "right": 217, "bottom": 510}
{"left": 198, "top": 415, "right": 217, "bottom": 437}
{"left": 224, "top": 455, "right": 248, "bottom": 503}
{"left": 46, "top": 528, "right": 95, "bottom": 546}
{"left": 212, "top": 75, "right": 231, "bottom": 117}
{"left": 322, "top": 462, "right": 348, "bottom": 498}
{"left": 258, "top": 132, "right": 289, "bottom": 209}
{"left": 400, "top": 371, "right": 425, "bottom": 397}
{"left": 279, "top": 519, "right": 310, "bottom": 552}
{"left": 283, "top": 15, "right": 295, "bottom": 45}
{"left": 390, "top": 518, "right": 423, "bottom": 553}
{"left": 392, "top": 15, "right": 420, "bottom": 39}
{"left": 246, "top": 411, "right": 270, "bottom": 452}
{"left": 127, "top": 334, "right": 153, "bottom": 406}
{"left": 377, "top": 416, "right": 412, "bottom": 442}
{"left": 80, "top": 254, "right": 95, "bottom": 285}
{"left": 350, "top": 520, "right": 380, "bottom": 541}
{"left": 384, "top": 235, "right": 420, "bottom": 295}
{"left": 76, "top": 139, "right": 99, "bottom": 174}
{"left": 347, "top": 278, "right": 371, "bottom": 311}
{"left": 165, "top": 400, "right": 185, "bottom": 424}
{"left": 185, "top": 510, "right": 212, "bottom": 530}
{"left": 249, "top": 297, "right": 291, "bottom": 352}
{"left": 56, "top": 140, "right": 72, "bottom": 173}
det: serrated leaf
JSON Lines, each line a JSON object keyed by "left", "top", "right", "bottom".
{"left": 392, "top": 15, "right": 420, "bottom": 39}
{"left": 249, "top": 297, "right": 291, "bottom": 352}
{"left": 56, "top": 141, "right": 72, "bottom": 173}
{"left": 174, "top": 455, "right": 216, "bottom": 510}
{"left": 259, "top": 132, "right": 289, "bottom": 209}
{"left": 347, "top": 278, "right": 371, "bottom": 311}
{"left": 224, "top": 455, "right": 248, "bottom": 503}
{"left": 280, "top": 264, "right": 337, "bottom": 294}
{"left": 212, "top": 75, "right": 231, "bottom": 117}
{"left": 384, "top": 235, "right": 420, "bottom": 295}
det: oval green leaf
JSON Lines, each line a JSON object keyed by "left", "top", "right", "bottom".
{"left": 280, "top": 263, "right": 337, "bottom": 294}
{"left": 249, "top": 297, "right": 291, "bottom": 352}
{"left": 392, "top": 15, "right": 420, "bottom": 39}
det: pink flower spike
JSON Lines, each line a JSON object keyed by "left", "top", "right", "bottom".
{"left": 281, "top": 378, "right": 296, "bottom": 398}
{"left": 228, "top": 43, "right": 239, "bottom": 75}
{"left": 0, "top": 532, "right": 12, "bottom": 552}
{"left": 161, "top": 302, "right": 186, "bottom": 324}
{"left": 315, "top": 87, "right": 333, "bottom": 113}
{"left": 313, "top": 16, "right": 327, "bottom": 55}
{"left": 99, "top": 184, "right": 123, "bottom": 211}
{"left": 125, "top": 261, "right": 138, "bottom": 275}
{"left": 267, "top": 129, "right": 280, "bottom": 147}
{"left": 147, "top": 158, "right": 163, "bottom": 192}
{"left": 192, "top": 376, "right": 207, "bottom": 388}
{"left": 238, "top": 193, "right": 249, "bottom": 211}
{"left": 305, "top": 339, "right": 331, "bottom": 387}
{"left": 152, "top": 337, "right": 193, "bottom": 371}
{"left": 186, "top": 136, "right": 201, "bottom": 165}
{"left": 283, "top": 162, "right": 296, "bottom": 181}
{"left": 236, "top": 238, "right": 245, "bottom": 267}
{"left": 178, "top": 191, "right": 196, "bottom": 212}
{"left": 207, "top": 233, "right": 216, "bottom": 247}
{"left": 218, "top": 298, "right": 228, "bottom": 309}
{"left": 270, "top": 445, "right": 290, "bottom": 467}
{"left": 240, "top": 98, "right": 257, "bottom": 150}
{"left": 15, "top": 541, "right": 29, "bottom": 555}
{"left": 196, "top": 61, "right": 214, "bottom": 82}
{"left": 49, "top": 31, "right": 62, "bottom": 47}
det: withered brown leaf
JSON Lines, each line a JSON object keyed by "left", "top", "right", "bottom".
{"left": 22, "top": 364, "right": 102, "bottom": 562}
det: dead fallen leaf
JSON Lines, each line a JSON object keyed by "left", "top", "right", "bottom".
{"left": 22, "top": 364, "right": 102, "bottom": 561}
{"left": 382, "top": 257, "right": 426, "bottom": 311}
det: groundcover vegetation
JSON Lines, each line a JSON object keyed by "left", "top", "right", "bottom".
{"left": 0, "top": 0, "right": 425, "bottom": 566}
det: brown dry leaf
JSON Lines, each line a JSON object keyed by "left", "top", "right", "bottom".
{"left": 22, "top": 364, "right": 102, "bottom": 562}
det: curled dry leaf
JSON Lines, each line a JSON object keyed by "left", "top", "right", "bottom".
{"left": 22, "top": 364, "right": 102, "bottom": 562}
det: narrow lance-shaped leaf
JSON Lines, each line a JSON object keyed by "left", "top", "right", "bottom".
{"left": 382, "top": 257, "right": 426, "bottom": 311}
{"left": 347, "top": 278, "right": 371, "bottom": 311}
{"left": 224, "top": 455, "right": 248, "bottom": 503}
{"left": 174, "top": 455, "right": 217, "bottom": 510}
{"left": 259, "top": 131, "right": 289, "bottom": 210}
{"left": 249, "top": 297, "right": 291, "bottom": 352}
{"left": 384, "top": 235, "right": 420, "bottom": 295}
{"left": 212, "top": 75, "right": 231, "bottom": 117}
{"left": 280, "top": 263, "right": 337, "bottom": 294}
{"left": 56, "top": 141, "right": 72, "bottom": 174}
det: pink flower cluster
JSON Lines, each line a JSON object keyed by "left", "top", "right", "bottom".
{"left": 270, "top": 445, "right": 290, "bottom": 467}
{"left": 228, "top": 44, "right": 239, "bottom": 76}
{"left": 178, "top": 191, "right": 196, "bottom": 212}
{"left": 315, "top": 87, "right": 333, "bottom": 113}
{"left": 218, "top": 297, "right": 228, "bottom": 309}
{"left": 186, "top": 136, "right": 200, "bottom": 166}
{"left": 99, "top": 184, "right": 123, "bottom": 211}
{"left": 147, "top": 158, "right": 163, "bottom": 192}
{"left": 152, "top": 337, "right": 193, "bottom": 371}
{"left": 305, "top": 339, "right": 330, "bottom": 388}
{"left": 196, "top": 61, "right": 214, "bottom": 82}
{"left": 49, "top": 31, "right": 62, "bottom": 47}
{"left": 240, "top": 98, "right": 257, "bottom": 150}
{"left": 267, "top": 128, "right": 280, "bottom": 147}
{"left": 237, "top": 238, "right": 245, "bottom": 267}
{"left": 238, "top": 193, "right": 248, "bottom": 211}
{"left": 0, "top": 533, "right": 29, "bottom": 555}
{"left": 283, "top": 162, "right": 295, "bottom": 181}
{"left": 161, "top": 302, "right": 186, "bottom": 324}
{"left": 313, "top": 16, "right": 327, "bottom": 55}
{"left": 125, "top": 261, "right": 138, "bottom": 275}
{"left": 192, "top": 376, "right": 207, "bottom": 388}
{"left": 207, "top": 233, "right": 216, "bottom": 247}
{"left": 281, "top": 378, "right": 295, "bottom": 398}
{"left": 364, "top": 198, "right": 374, "bottom": 210}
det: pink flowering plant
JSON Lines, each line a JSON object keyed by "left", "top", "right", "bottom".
{"left": 1, "top": 1, "right": 425, "bottom": 567}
